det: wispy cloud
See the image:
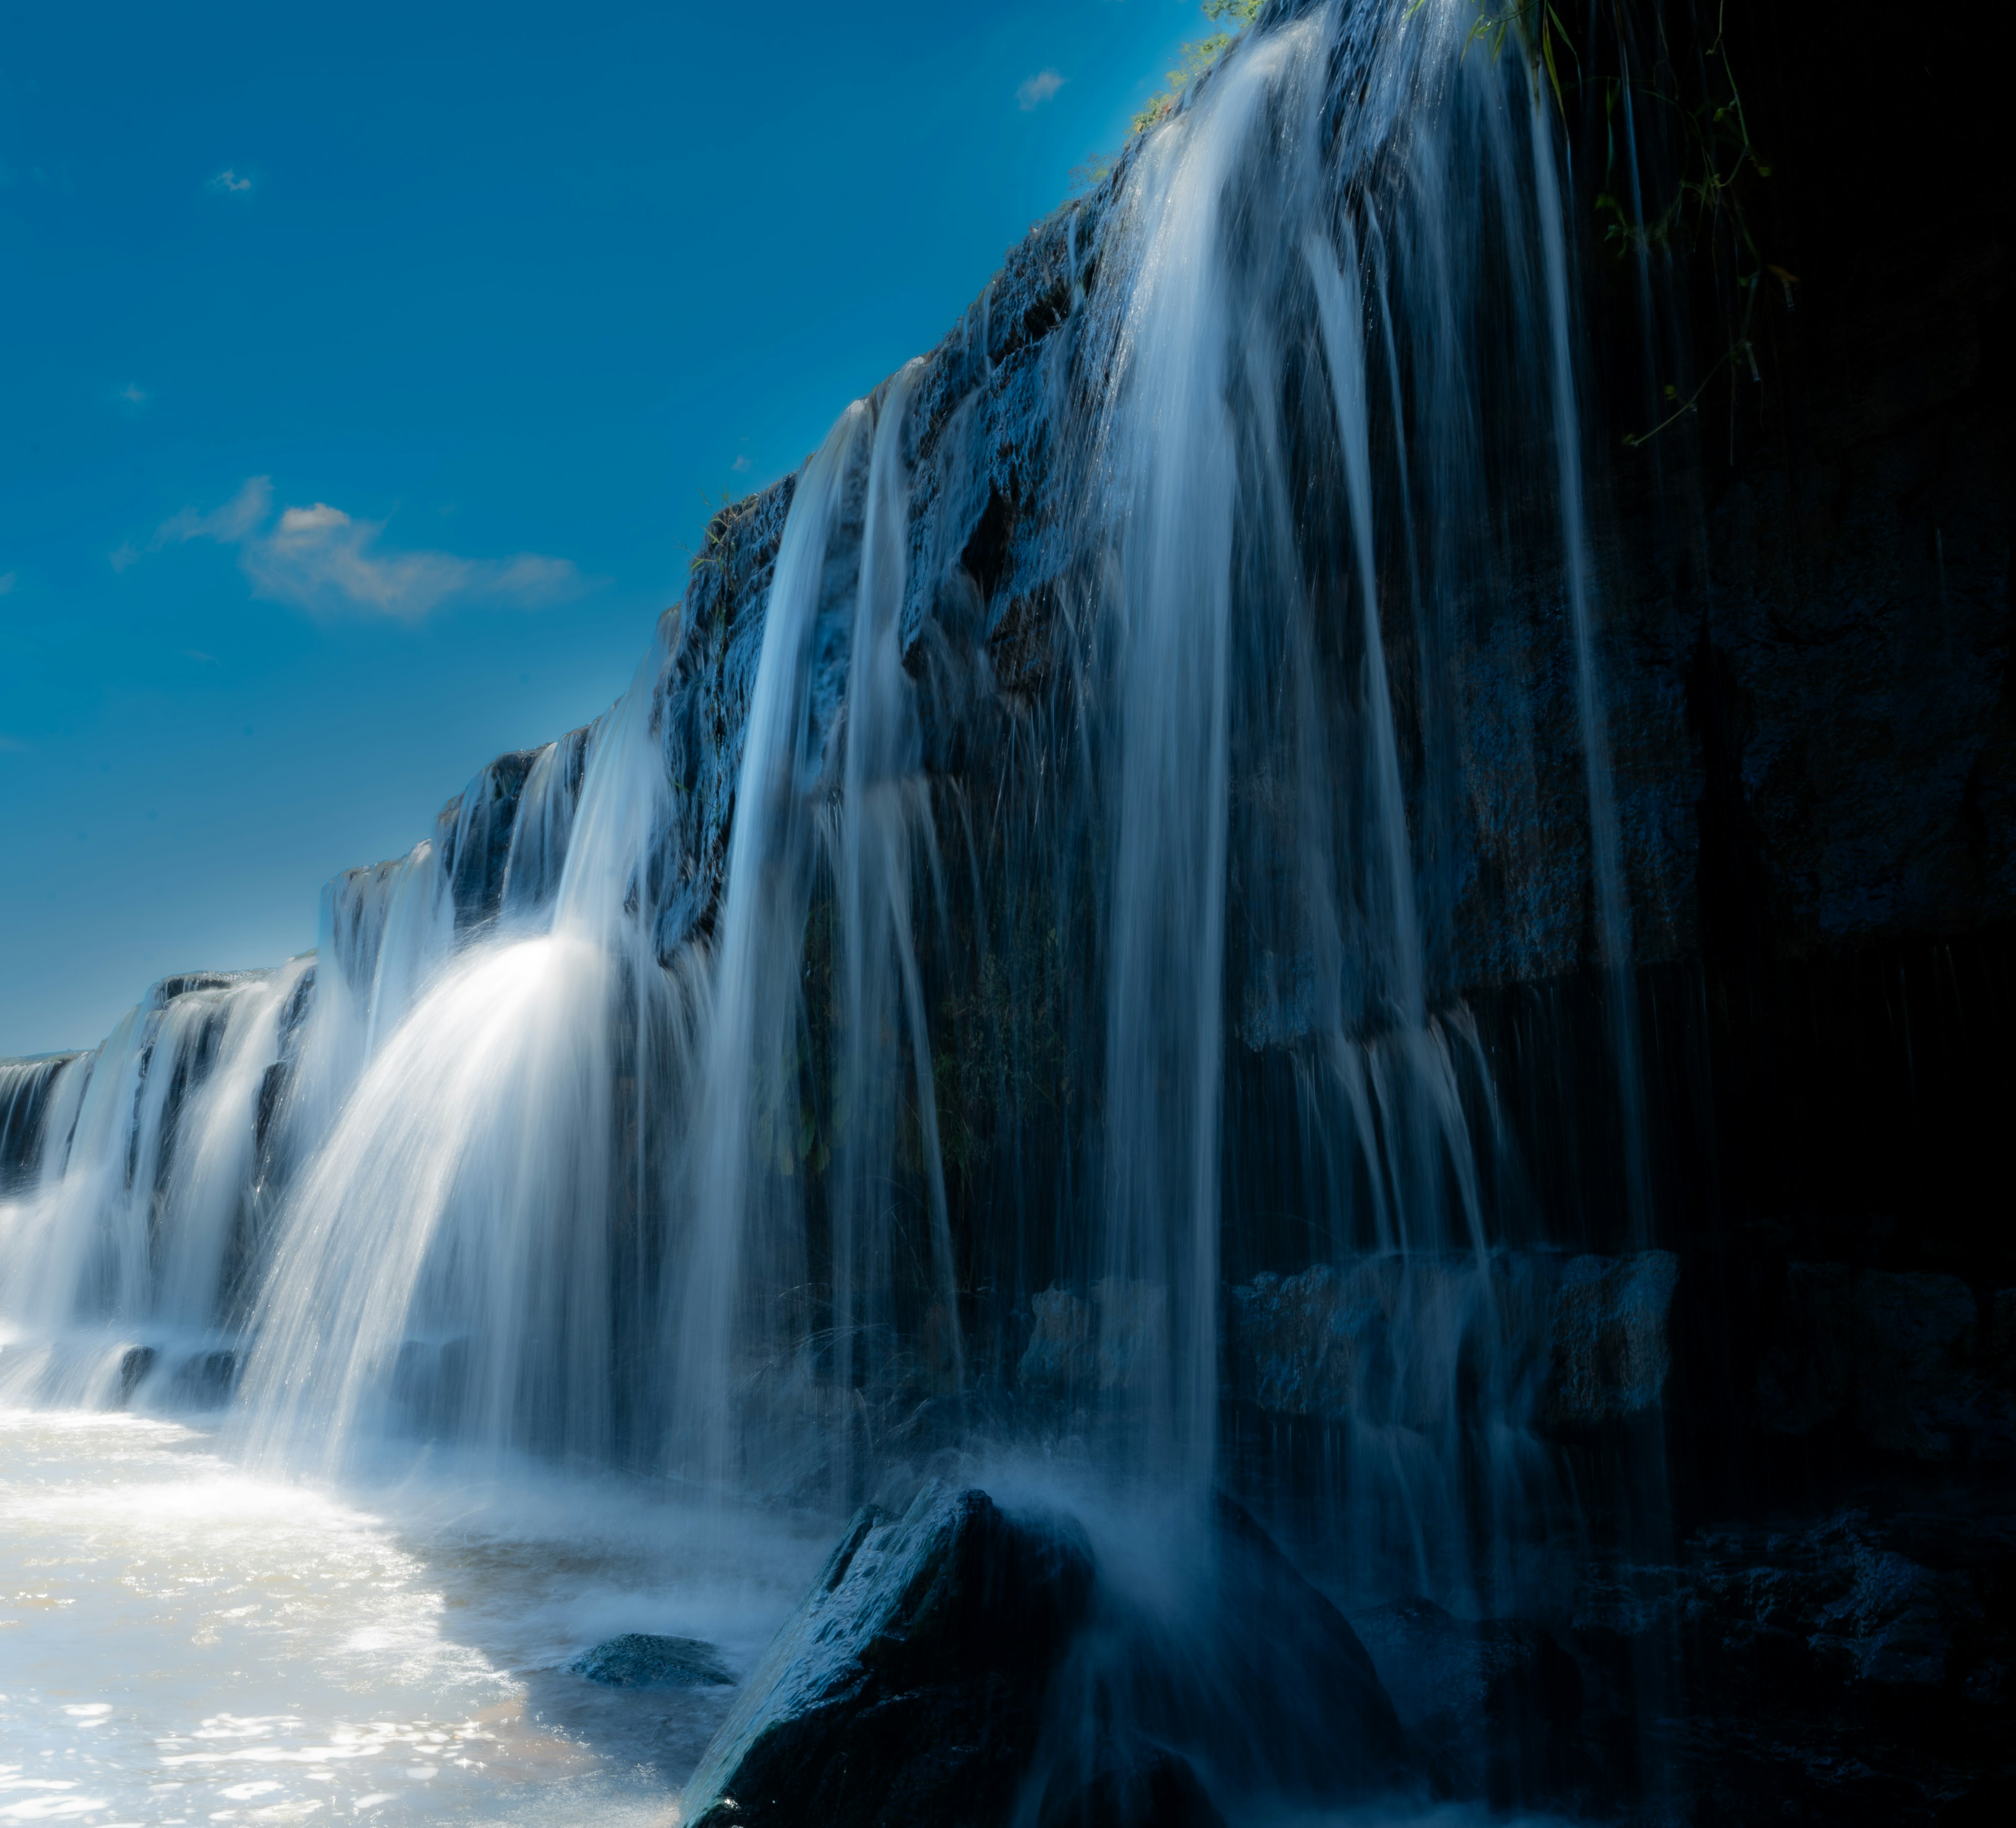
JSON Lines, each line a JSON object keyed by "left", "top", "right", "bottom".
{"left": 117, "top": 382, "right": 148, "bottom": 406}
{"left": 0, "top": 571, "right": 16, "bottom": 596}
{"left": 128, "top": 476, "right": 591, "bottom": 621}
{"left": 0, "top": 733, "right": 26, "bottom": 752}
{"left": 209, "top": 169, "right": 253, "bottom": 194}
{"left": 1017, "top": 69, "right": 1066, "bottom": 111}
{"left": 730, "top": 454, "right": 751, "bottom": 474}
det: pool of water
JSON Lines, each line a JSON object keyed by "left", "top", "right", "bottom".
{"left": 0, "top": 1410, "right": 826, "bottom": 1827}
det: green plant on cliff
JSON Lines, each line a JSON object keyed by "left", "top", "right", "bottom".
{"left": 1458, "top": 0, "right": 1791, "bottom": 449}
{"left": 1594, "top": 5, "right": 1796, "bottom": 447}
{"left": 1128, "top": 0, "right": 1264, "bottom": 136}
{"left": 1441, "top": 0, "right": 1578, "bottom": 114}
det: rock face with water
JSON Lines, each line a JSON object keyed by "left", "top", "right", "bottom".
{"left": 3, "top": 2, "right": 2009, "bottom": 1820}
{"left": 680, "top": 1485, "right": 1095, "bottom": 1828}
{"left": 1223, "top": 1249, "right": 1680, "bottom": 1433}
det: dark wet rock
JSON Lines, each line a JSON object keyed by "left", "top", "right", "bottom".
{"left": 116, "top": 1344, "right": 157, "bottom": 1403}
{"left": 1193, "top": 1494, "right": 1415, "bottom": 1797}
{"left": 166, "top": 1348, "right": 239, "bottom": 1407}
{"left": 1751, "top": 1263, "right": 2016, "bottom": 1459}
{"left": 569, "top": 1633, "right": 733, "bottom": 1689}
{"left": 681, "top": 1484, "right": 1094, "bottom": 1828}
{"left": 1543, "top": 1251, "right": 1679, "bottom": 1429}
{"left": 1017, "top": 1279, "right": 1166, "bottom": 1398}
{"left": 1755, "top": 1259, "right": 1854, "bottom": 1434}
{"left": 151, "top": 972, "right": 246, "bottom": 1002}
{"left": 1352, "top": 1595, "right": 1583, "bottom": 1805}
{"left": 1682, "top": 1510, "right": 1999, "bottom": 1692}
{"left": 1034, "top": 1739, "right": 1226, "bottom": 1828}
{"left": 1586, "top": 1501, "right": 2016, "bottom": 1823}
{"left": 1026, "top": 1493, "right": 1413, "bottom": 1818}
{"left": 1222, "top": 1249, "right": 1677, "bottom": 1433}
{"left": 1852, "top": 1271, "right": 2016, "bottom": 1461}
{"left": 0, "top": 1053, "right": 81, "bottom": 1191}
{"left": 1222, "top": 1260, "right": 1383, "bottom": 1420}
{"left": 647, "top": 475, "right": 797, "bottom": 962}
{"left": 433, "top": 747, "right": 542, "bottom": 931}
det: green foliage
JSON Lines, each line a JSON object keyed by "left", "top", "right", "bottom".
{"left": 1588, "top": 4, "right": 1793, "bottom": 447}
{"left": 687, "top": 487, "right": 747, "bottom": 575}
{"left": 1447, "top": 1, "right": 1790, "bottom": 450}
{"left": 1444, "top": 0, "right": 1579, "bottom": 115}
{"left": 1067, "top": 150, "right": 1117, "bottom": 195}
{"left": 1128, "top": 0, "right": 1265, "bottom": 138}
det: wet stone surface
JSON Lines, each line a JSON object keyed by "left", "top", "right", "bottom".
{"left": 569, "top": 1633, "right": 735, "bottom": 1689}
{"left": 680, "top": 1484, "right": 1095, "bottom": 1828}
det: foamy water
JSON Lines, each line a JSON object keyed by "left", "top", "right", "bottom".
{"left": 0, "top": 1411, "right": 824, "bottom": 1826}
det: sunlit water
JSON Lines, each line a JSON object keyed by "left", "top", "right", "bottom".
{"left": 0, "top": 1411, "right": 825, "bottom": 1827}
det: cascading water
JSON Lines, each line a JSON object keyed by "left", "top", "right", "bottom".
{"left": 1, "top": 3, "right": 1686, "bottom": 1819}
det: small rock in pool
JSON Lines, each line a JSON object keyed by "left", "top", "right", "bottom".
{"left": 569, "top": 1633, "right": 734, "bottom": 1689}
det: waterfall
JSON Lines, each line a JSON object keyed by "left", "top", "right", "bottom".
{"left": 238, "top": 626, "right": 690, "bottom": 1469}
{"left": 0, "top": 965, "right": 307, "bottom": 1407}
{"left": 674, "top": 398, "right": 870, "bottom": 1492}
{"left": 1089, "top": 12, "right": 1306, "bottom": 1500}
{"left": 2, "top": 0, "right": 1656, "bottom": 1724}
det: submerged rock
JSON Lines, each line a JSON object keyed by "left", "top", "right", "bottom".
{"left": 680, "top": 1484, "right": 1094, "bottom": 1828}
{"left": 569, "top": 1633, "right": 733, "bottom": 1689}
{"left": 116, "top": 1344, "right": 156, "bottom": 1404}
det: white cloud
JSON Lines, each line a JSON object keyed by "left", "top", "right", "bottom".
{"left": 1017, "top": 69, "right": 1066, "bottom": 111}
{"left": 156, "top": 475, "right": 272, "bottom": 547}
{"left": 210, "top": 169, "right": 252, "bottom": 194}
{"left": 118, "top": 382, "right": 148, "bottom": 405}
{"left": 132, "top": 476, "right": 589, "bottom": 621}
{"left": 0, "top": 571, "right": 15, "bottom": 595}
{"left": 730, "top": 454, "right": 751, "bottom": 473}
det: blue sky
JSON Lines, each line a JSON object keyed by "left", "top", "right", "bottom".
{"left": 1, "top": 2, "right": 1207, "bottom": 1056}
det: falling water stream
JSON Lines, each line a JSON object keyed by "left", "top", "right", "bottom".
{"left": 2, "top": 4, "right": 1661, "bottom": 1820}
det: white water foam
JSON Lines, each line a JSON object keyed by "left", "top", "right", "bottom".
{"left": 0, "top": 1409, "right": 826, "bottom": 1826}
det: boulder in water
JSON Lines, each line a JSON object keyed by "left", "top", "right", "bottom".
{"left": 569, "top": 1633, "right": 733, "bottom": 1689}
{"left": 116, "top": 1344, "right": 156, "bottom": 1404}
{"left": 680, "top": 1484, "right": 1094, "bottom": 1828}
